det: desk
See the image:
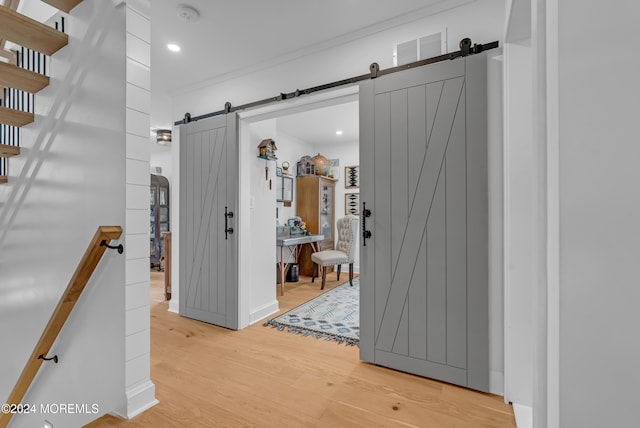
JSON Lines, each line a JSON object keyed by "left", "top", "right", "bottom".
{"left": 276, "top": 234, "right": 324, "bottom": 296}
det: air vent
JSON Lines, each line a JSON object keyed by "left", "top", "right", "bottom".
{"left": 393, "top": 30, "right": 447, "bottom": 66}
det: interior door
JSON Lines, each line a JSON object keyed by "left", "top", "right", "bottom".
{"left": 359, "top": 54, "right": 489, "bottom": 391}
{"left": 179, "top": 113, "right": 238, "bottom": 329}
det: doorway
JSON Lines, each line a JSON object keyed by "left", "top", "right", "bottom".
{"left": 237, "top": 86, "right": 360, "bottom": 329}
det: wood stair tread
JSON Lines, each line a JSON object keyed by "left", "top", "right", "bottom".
{"left": 0, "top": 61, "right": 49, "bottom": 93}
{"left": 0, "top": 106, "right": 34, "bottom": 127}
{"left": 41, "top": 0, "right": 83, "bottom": 14}
{"left": 0, "top": 175, "right": 7, "bottom": 184}
{"left": 0, "top": 5, "right": 68, "bottom": 56}
{"left": 0, "top": 144, "right": 20, "bottom": 157}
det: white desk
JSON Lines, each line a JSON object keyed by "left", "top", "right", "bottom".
{"left": 276, "top": 234, "right": 324, "bottom": 296}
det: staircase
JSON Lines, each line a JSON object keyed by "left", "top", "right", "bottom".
{"left": 0, "top": 0, "right": 82, "bottom": 184}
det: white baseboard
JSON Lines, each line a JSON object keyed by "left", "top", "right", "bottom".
{"left": 168, "top": 300, "right": 179, "bottom": 314}
{"left": 113, "top": 380, "right": 159, "bottom": 419}
{"left": 490, "top": 370, "right": 504, "bottom": 395}
{"left": 513, "top": 403, "right": 532, "bottom": 428}
{"left": 249, "top": 300, "right": 279, "bottom": 325}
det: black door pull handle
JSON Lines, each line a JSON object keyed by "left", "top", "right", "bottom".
{"left": 362, "top": 202, "right": 372, "bottom": 246}
{"left": 224, "top": 207, "right": 234, "bottom": 240}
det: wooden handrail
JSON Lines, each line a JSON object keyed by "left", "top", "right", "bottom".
{"left": 0, "top": 226, "right": 123, "bottom": 428}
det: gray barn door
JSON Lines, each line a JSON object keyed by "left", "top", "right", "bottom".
{"left": 179, "top": 113, "right": 238, "bottom": 329}
{"left": 359, "top": 54, "right": 489, "bottom": 391}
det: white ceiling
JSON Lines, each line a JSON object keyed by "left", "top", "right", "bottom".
{"left": 17, "top": 0, "right": 462, "bottom": 147}
{"left": 276, "top": 100, "right": 359, "bottom": 146}
{"left": 151, "top": 0, "right": 457, "bottom": 144}
{"left": 151, "top": 0, "right": 450, "bottom": 96}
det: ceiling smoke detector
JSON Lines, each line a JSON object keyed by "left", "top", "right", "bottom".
{"left": 177, "top": 5, "right": 200, "bottom": 23}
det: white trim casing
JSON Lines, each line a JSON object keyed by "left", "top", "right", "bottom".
{"left": 544, "top": 0, "right": 559, "bottom": 426}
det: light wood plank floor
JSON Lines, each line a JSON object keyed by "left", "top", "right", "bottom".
{"left": 86, "top": 272, "right": 515, "bottom": 428}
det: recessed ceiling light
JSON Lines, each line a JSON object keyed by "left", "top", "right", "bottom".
{"left": 336, "top": 130, "right": 343, "bottom": 135}
{"left": 167, "top": 43, "right": 181, "bottom": 52}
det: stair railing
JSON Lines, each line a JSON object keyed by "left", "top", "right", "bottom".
{"left": 0, "top": 225, "right": 123, "bottom": 428}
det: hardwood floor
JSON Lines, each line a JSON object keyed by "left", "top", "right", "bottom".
{"left": 86, "top": 272, "right": 515, "bottom": 428}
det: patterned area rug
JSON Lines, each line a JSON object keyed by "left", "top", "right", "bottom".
{"left": 264, "top": 278, "right": 359, "bottom": 346}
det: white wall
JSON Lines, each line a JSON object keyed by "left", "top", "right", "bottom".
{"left": 271, "top": 130, "right": 313, "bottom": 223}
{"left": 168, "top": 126, "right": 180, "bottom": 314}
{"left": 487, "top": 51, "right": 504, "bottom": 396}
{"left": 150, "top": 148, "right": 172, "bottom": 182}
{"left": 0, "top": 1, "right": 126, "bottom": 427}
{"left": 122, "top": 0, "right": 158, "bottom": 418}
{"left": 503, "top": 40, "right": 534, "bottom": 407}
{"left": 554, "top": 2, "right": 640, "bottom": 427}
{"left": 505, "top": 1, "right": 640, "bottom": 427}
{"left": 244, "top": 119, "right": 280, "bottom": 325}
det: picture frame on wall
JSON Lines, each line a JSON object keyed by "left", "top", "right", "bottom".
{"left": 328, "top": 158, "right": 340, "bottom": 180}
{"left": 276, "top": 166, "right": 283, "bottom": 177}
{"left": 345, "top": 165, "right": 359, "bottom": 189}
{"left": 345, "top": 193, "right": 360, "bottom": 215}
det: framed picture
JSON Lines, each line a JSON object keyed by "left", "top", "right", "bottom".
{"left": 275, "top": 166, "right": 283, "bottom": 177}
{"left": 345, "top": 193, "right": 360, "bottom": 215}
{"left": 328, "top": 158, "right": 340, "bottom": 180}
{"left": 345, "top": 165, "right": 359, "bottom": 188}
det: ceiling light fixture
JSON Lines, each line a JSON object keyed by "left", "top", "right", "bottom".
{"left": 156, "top": 129, "right": 172, "bottom": 145}
{"left": 336, "top": 130, "right": 343, "bottom": 135}
{"left": 167, "top": 43, "right": 181, "bottom": 52}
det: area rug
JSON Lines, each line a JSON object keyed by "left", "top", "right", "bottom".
{"left": 264, "top": 278, "right": 359, "bottom": 346}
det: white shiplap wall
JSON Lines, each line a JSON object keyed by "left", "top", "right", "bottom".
{"left": 1, "top": 1, "right": 127, "bottom": 426}
{"left": 120, "top": 0, "right": 158, "bottom": 418}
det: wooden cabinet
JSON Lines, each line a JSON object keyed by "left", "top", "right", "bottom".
{"left": 296, "top": 175, "right": 336, "bottom": 276}
{"left": 150, "top": 174, "right": 170, "bottom": 269}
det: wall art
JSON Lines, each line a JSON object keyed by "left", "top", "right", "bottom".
{"left": 345, "top": 165, "right": 359, "bottom": 189}
{"left": 345, "top": 192, "right": 360, "bottom": 215}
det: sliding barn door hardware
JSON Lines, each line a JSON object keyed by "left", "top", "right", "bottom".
{"left": 369, "top": 63, "right": 380, "bottom": 78}
{"left": 176, "top": 38, "right": 499, "bottom": 126}
{"left": 459, "top": 37, "right": 489, "bottom": 57}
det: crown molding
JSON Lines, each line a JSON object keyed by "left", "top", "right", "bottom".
{"left": 171, "top": 0, "right": 476, "bottom": 96}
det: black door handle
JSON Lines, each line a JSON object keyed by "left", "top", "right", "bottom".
{"left": 362, "top": 202, "right": 372, "bottom": 246}
{"left": 224, "top": 206, "right": 234, "bottom": 240}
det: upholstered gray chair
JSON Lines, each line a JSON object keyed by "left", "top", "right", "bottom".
{"left": 311, "top": 214, "right": 359, "bottom": 290}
